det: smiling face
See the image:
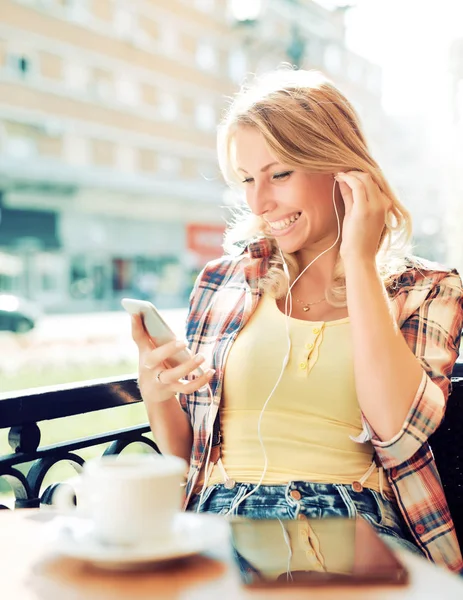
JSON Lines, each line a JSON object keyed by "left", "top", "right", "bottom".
{"left": 234, "top": 127, "right": 343, "bottom": 258}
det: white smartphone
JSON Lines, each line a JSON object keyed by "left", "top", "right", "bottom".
{"left": 121, "top": 298, "right": 204, "bottom": 376}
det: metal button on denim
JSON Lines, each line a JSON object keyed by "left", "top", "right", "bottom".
{"left": 290, "top": 490, "right": 302, "bottom": 500}
{"left": 352, "top": 481, "right": 363, "bottom": 493}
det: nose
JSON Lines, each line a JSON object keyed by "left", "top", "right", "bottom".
{"left": 247, "top": 182, "right": 276, "bottom": 217}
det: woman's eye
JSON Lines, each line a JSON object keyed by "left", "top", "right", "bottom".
{"left": 242, "top": 177, "right": 254, "bottom": 184}
{"left": 273, "top": 171, "right": 293, "bottom": 180}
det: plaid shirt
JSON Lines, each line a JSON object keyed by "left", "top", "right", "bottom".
{"left": 179, "top": 239, "right": 463, "bottom": 573}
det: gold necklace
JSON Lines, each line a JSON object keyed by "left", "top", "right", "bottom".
{"left": 293, "top": 295, "right": 326, "bottom": 312}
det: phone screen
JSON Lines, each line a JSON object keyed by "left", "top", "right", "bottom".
{"left": 229, "top": 517, "right": 408, "bottom": 587}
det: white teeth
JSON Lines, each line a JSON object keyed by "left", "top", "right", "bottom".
{"left": 269, "top": 212, "right": 301, "bottom": 231}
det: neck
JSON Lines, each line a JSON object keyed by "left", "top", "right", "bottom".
{"left": 294, "top": 243, "right": 341, "bottom": 291}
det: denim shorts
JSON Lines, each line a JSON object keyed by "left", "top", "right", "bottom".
{"left": 187, "top": 480, "right": 424, "bottom": 558}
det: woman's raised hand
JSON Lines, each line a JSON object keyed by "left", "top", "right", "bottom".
{"left": 131, "top": 314, "right": 215, "bottom": 403}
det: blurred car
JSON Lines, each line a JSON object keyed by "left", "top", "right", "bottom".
{"left": 0, "top": 294, "right": 41, "bottom": 333}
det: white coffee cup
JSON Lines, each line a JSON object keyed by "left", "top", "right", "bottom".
{"left": 60, "top": 454, "right": 187, "bottom": 546}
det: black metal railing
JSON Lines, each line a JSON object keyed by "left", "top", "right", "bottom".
{"left": 0, "top": 375, "right": 160, "bottom": 509}
{"left": 1, "top": 365, "right": 463, "bottom": 550}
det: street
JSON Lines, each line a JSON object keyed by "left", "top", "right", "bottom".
{"left": 0, "top": 308, "right": 189, "bottom": 377}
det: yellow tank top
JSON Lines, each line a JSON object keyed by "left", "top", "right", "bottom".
{"left": 206, "top": 293, "right": 390, "bottom": 494}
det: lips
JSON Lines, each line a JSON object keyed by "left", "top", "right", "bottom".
{"left": 266, "top": 212, "right": 302, "bottom": 231}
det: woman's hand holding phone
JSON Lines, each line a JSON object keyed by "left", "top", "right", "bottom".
{"left": 131, "top": 314, "right": 215, "bottom": 404}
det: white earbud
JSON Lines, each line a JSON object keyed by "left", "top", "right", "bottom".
{"left": 282, "top": 260, "right": 290, "bottom": 279}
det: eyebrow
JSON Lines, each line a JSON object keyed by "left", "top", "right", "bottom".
{"left": 237, "top": 161, "right": 280, "bottom": 174}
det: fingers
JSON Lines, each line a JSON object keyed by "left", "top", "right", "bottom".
{"left": 335, "top": 172, "right": 368, "bottom": 209}
{"left": 170, "top": 369, "right": 216, "bottom": 395}
{"left": 143, "top": 338, "right": 189, "bottom": 370}
{"left": 131, "top": 314, "right": 153, "bottom": 353}
{"left": 154, "top": 352, "right": 207, "bottom": 384}
{"left": 335, "top": 171, "right": 390, "bottom": 212}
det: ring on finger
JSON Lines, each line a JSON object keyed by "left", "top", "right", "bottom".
{"left": 155, "top": 369, "right": 166, "bottom": 384}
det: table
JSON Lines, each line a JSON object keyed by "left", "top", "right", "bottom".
{"left": 2, "top": 510, "right": 463, "bottom": 599}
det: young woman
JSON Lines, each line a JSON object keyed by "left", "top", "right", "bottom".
{"left": 131, "top": 69, "right": 463, "bottom": 573}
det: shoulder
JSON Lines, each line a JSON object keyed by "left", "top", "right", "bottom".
{"left": 196, "top": 253, "right": 248, "bottom": 287}
{"left": 195, "top": 238, "right": 272, "bottom": 288}
{"left": 390, "top": 255, "right": 462, "bottom": 294}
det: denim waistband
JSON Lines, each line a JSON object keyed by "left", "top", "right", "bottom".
{"left": 188, "top": 480, "right": 423, "bottom": 557}
{"left": 194, "top": 480, "right": 427, "bottom": 563}
{"left": 190, "top": 481, "right": 401, "bottom": 533}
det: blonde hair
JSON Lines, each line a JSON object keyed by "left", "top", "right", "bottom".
{"left": 217, "top": 67, "right": 412, "bottom": 306}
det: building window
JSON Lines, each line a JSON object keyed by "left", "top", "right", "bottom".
{"left": 64, "top": 62, "right": 89, "bottom": 92}
{"left": 7, "top": 53, "right": 32, "bottom": 78}
{"left": 228, "top": 48, "right": 247, "bottom": 84}
{"left": 194, "top": 0, "right": 215, "bottom": 11}
{"left": 91, "top": 68, "right": 113, "bottom": 100}
{"left": 198, "top": 161, "right": 219, "bottom": 181}
{"left": 113, "top": 6, "right": 138, "bottom": 40}
{"left": 159, "top": 24, "right": 178, "bottom": 54}
{"left": 158, "top": 155, "right": 181, "bottom": 176}
{"left": 116, "top": 145, "right": 136, "bottom": 172}
{"left": 195, "top": 103, "right": 216, "bottom": 132}
{"left": 196, "top": 42, "right": 217, "bottom": 72}
{"left": 3, "top": 122, "right": 38, "bottom": 159}
{"left": 5, "top": 136, "right": 36, "bottom": 160}
{"left": 64, "top": 135, "right": 89, "bottom": 166}
{"left": 64, "top": 0, "right": 90, "bottom": 24}
{"left": 158, "top": 92, "right": 178, "bottom": 121}
{"left": 115, "top": 78, "right": 140, "bottom": 106}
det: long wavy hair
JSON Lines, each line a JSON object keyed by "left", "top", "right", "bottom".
{"left": 217, "top": 67, "right": 412, "bottom": 306}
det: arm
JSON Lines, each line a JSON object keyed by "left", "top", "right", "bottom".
{"left": 143, "top": 393, "right": 193, "bottom": 464}
{"left": 335, "top": 171, "right": 463, "bottom": 464}
{"left": 344, "top": 258, "right": 423, "bottom": 440}
{"left": 358, "top": 269, "right": 463, "bottom": 467}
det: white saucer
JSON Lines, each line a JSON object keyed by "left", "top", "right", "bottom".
{"left": 49, "top": 512, "right": 230, "bottom": 570}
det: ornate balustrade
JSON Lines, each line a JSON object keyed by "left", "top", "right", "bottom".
{"left": 0, "top": 375, "right": 159, "bottom": 509}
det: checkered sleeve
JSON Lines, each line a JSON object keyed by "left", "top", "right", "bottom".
{"left": 369, "top": 270, "right": 463, "bottom": 468}
{"left": 177, "top": 267, "right": 206, "bottom": 416}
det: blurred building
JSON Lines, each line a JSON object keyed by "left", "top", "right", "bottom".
{"left": 447, "top": 38, "right": 463, "bottom": 274}
{"left": 0, "top": 0, "right": 231, "bottom": 311}
{"left": 0, "top": 0, "right": 388, "bottom": 312}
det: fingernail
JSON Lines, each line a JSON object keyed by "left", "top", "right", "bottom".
{"left": 206, "top": 368, "right": 216, "bottom": 376}
{"left": 143, "top": 363, "right": 153, "bottom": 370}
{"left": 194, "top": 353, "right": 205, "bottom": 364}
{"left": 336, "top": 172, "right": 345, "bottom": 177}
{"left": 175, "top": 340, "right": 187, "bottom": 349}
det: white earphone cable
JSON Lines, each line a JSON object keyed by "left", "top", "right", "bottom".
{"left": 225, "top": 178, "right": 341, "bottom": 516}
{"left": 195, "top": 382, "right": 216, "bottom": 512}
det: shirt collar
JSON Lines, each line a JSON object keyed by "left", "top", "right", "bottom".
{"left": 246, "top": 238, "right": 273, "bottom": 259}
